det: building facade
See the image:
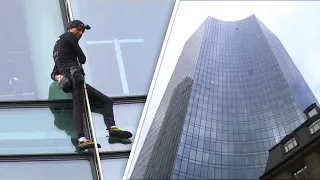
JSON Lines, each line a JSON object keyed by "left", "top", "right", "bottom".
{"left": 0, "top": 0, "right": 178, "bottom": 179}
{"left": 260, "top": 103, "right": 320, "bottom": 180}
{"left": 130, "top": 15, "right": 318, "bottom": 179}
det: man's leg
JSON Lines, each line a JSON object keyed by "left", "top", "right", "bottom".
{"left": 86, "top": 84, "right": 132, "bottom": 139}
{"left": 72, "top": 83, "right": 95, "bottom": 149}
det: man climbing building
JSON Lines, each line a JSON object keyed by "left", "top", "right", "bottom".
{"left": 51, "top": 20, "right": 132, "bottom": 150}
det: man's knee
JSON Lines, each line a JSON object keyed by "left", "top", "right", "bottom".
{"left": 103, "top": 96, "right": 113, "bottom": 105}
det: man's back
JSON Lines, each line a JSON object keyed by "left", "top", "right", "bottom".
{"left": 53, "top": 32, "right": 86, "bottom": 75}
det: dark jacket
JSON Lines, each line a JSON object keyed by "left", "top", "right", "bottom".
{"left": 52, "top": 32, "right": 86, "bottom": 75}
{"left": 51, "top": 65, "right": 59, "bottom": 81}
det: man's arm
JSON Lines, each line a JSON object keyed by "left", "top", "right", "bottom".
{"left": 51, "top": 65, "right": 60, "bottom": 81}
{"left": 64, "top": 32, "right": 86, "bottom": 64}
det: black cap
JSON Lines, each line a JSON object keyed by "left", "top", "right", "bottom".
{"left": 67, "top": 20, "right": 91, "bottom": 30}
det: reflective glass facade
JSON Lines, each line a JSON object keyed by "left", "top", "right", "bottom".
{"left": 130, "top": 15, "right": 319, "bottom": 179}
{"left": 0, "top": 0, "right": 177, "bottom": 179}
{"left": 69, "top": 0, "right": 175, "bottom": 97}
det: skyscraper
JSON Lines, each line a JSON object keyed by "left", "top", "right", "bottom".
{"left": 130, "top": 15, "right": 319, "bottom": 179}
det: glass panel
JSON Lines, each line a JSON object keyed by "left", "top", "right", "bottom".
{"left": 102, "top": 158, "right": 128, "bottom": 180}
{"left": 93, "top": 103, "right": 144, "bottom": 152}
{"left": 0, "top": 160, "right": 94, "bottom": 180}
{"left": 0, "top": 106, "right": 79, "bottom": 155}
{"left": 310, "top": 127, "right": 315, "bottom": 134}
{"left": 48, "top": 81, "right": 73, "bottom": 100}
{"left": 69, "top": 0, "right": 176, "bottom": 96}
{"left": 310, "top": 119, "right": 317, "bottom": 127}
{"left": 309, "top": 119, "right": 320, "bottom": 135}
{"left": 0, "top": 0, "right": 66, "bottom": 101}
{"left": 0, "top": 102, "right": 144, "bottom": 154}
{"left": 308, "top": 108, "right": 317, "bottom": 118}
{"left": 288, "top": 143, "right": 293, "bottom": 150}
{"left": 284, "top": 138, "right": 294, "bottom": 146}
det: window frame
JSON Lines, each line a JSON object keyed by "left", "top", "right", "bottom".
{"left": 308, "top": 108, "right": 318, "bottom": 118}
{"left": 0, "top": 0, "right": 147, "bottom": 174}
{"left": 283, "top": 137, "right": 298, "bottom": 153}
{"left": 308, "top": 118, "right": 320, "bottom": 135}
{"left": 293, "top": 166, "right": 308, "bottom": 180}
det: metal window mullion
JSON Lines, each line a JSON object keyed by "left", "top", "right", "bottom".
{"left": 83, "top": 103, "right": 104, "bottom": 180}
{"left": 64, "top": 1, "right": 104, "bottom": 180}
{"left": 65, "top": 0, "right": 74, "bottom": 22}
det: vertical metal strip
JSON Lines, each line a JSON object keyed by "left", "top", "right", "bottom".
{"left": 64, "top": 1, "right": 104, "bottom": 180}
{"left": 122, "top": 0, "right": 181, "bottom": 179}
{"left": 65, "top": 0, "right": 74, "bottom": 21}
{"left": 83, "top": 82, "right": 105, "bottom": 180}
{"left": 113, "top": 39, "right": 130, "bottom": 94}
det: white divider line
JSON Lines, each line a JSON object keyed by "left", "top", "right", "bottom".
{"left": 122, "top": 0, "right": 181, "bottom": 179}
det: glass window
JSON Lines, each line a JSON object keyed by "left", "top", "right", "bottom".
{"left": 48, "top": 81, "right": 73, "bottom": 100}
{"left": 284, "top": 137, "right": 297, "bottom": 153}
{"left": 180, "top": 160, "right": 188, "bottom": 174}
{"left": 187, "top": 162, "right": 195, "bottom": 175}
{"left": 0, "top": 160, "right": 94, "bottom": 180}
{"left": 93, "top": 103, "right": 145, "bottom": 152}
{"left": 0, "top": 106, "right": 79, "bottom": 155}
{"left": 0, "top": 1, "right": 66, "bottom": 101}
{"left": 0, "top": 103, "right": 143, "bottom": 154}
{"left": 293, "top": 166, "right": 308, "bottom": 180}
{"left": 308, "top": 119, "right": 320, "bottom": 135}
{"left": 308, "top": 108, "right": 318, "bottom": 118}
{"left": 69, "top": 0, "right": 176, "bottom": 96}
{"left": 101, "top": 158, "right": 128, "bottom": 180}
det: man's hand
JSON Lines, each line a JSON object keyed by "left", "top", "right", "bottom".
{"left": 55, "top": 75, "right": 64, "bottom": 82}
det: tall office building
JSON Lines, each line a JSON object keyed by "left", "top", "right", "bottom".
{"left": 0, "top": 0, "right": 177, "bottom": 179}
{"left": 130, "top": 15, "right": 318, "bottom": 179}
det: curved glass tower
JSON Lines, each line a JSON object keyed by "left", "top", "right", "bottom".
{"left": 130, "top": 15, "right": 318, "bottom": 179}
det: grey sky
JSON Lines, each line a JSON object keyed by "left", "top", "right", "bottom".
{"left": 124, "top": 1, "right": 320, "bottom": 178}
{"left": 165, "top": 1, "right": 320, "bottom": 102}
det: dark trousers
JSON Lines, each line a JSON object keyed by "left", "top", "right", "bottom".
{"left": 72, "top": 83, "right": 116, "bottom": 139}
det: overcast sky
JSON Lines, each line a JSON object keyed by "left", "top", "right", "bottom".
{"left": 147, "top": 0, "right": 320, "bottom": 125}
{"left": 125, "top": 1, "right": 320, "bottom": 178}
{"left": 162, "top": 1, "right": 320, "bottom": 102}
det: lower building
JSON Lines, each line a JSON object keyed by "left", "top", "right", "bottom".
{"left": 260, "top": 103, "right": 320, "bottom": 180}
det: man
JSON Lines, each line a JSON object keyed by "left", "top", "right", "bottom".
{"left": 51, "top": 20, "right": 132, "bottom": 150}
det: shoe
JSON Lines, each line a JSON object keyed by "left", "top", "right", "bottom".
{"left": 77, "top": 140, "right": 95, "bottom": 151}
{"left": 109, "top": 127, "right": 132, "bottom": 139}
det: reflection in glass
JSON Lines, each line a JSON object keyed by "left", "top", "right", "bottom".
{"left": 0, "top": 160, "right": 94, "bottom": 180}
{"left": 0, "top": 0, "right": 65, "bottom": 101}
{"left": 48, "top": 81, "right": 143, "bottom": 152}
{"left": 69, "top": 0, "right": 175, "bottom": 96}
{"left": 93, "top": 103, "right": 145, "bottom": 152}
{"left": 48, "top": 81, "right": 72, "bottom": 100}
{"left": 101, "top": 158, "right": 128, "bottom": 180}
{"left": 0, "top": 107, "right": 77, "bottom": 155}
{"left": 0, "top": 103, "right": 140, "bottom": 155}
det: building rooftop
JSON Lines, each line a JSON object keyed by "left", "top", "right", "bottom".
{"left": 260, "top": 103, "right": 320, "bottom": 179}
